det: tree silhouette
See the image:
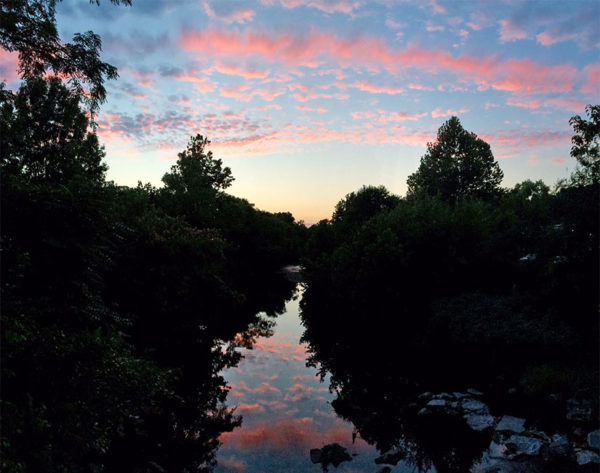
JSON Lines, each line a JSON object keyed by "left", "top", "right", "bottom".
{"left": 407, "top": 116, "right": 503, "bottom": 202}
{"left": 569, "top": 104, "right": 599, "bottom": 185}
{"left": 0, "top": 0, "right": 131, "bottom": 114}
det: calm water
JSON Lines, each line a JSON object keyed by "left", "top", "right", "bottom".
{"left": 214, "top": 288, "right": 410, "bottom": 473}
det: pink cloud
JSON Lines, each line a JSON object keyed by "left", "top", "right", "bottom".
{"left": 498, "top": 19, "right": 528, "bottom": 43}
{"left": 481, "top": 129, "right": 571, "bottom": 149}
{"left": 219, "top": 416, "right": 354, "bottom": 451}
{"left": 506, "top": 96, "right": 586, "bottom": 112}
{"left": 0, "top": 48, "right": 19, "bottom": 82}
{"left": 220, "top": 85, "right": 283, "bottom": 102}
{"left": 235, "top": 403, "right": 266, "bottom": 414}
{"left": 179, "top": 28, "right": 578, "bottom": 95}
{"left": 203, "top": 0, "right": 255, "bottom": 24}
{"left": 261, "top": 0, "right": 363, "bottom": 15}
{"left": 254, "top": 104, "right": 282, "bottom": 111}
{"left": 506, "top": 97, "right": 540, "bottom": 109}
{"left": 174, "top": 72, "right": 216, "bottom": 92}
{"left": 536, "top": 31, "right": 575, "bottom": 47}
{"left": 296, "top": 105, "right": 328, "bottom": 113}
{"left": 544, "top": 98, "right": 586, "bottom": 113}
{"left": 218, "top": 455, "right": 247, "bottom": 472}
{"left": 408, "top": 83, "right": 433, "bottom": 91}
{"left": 350, "top": 81, "right": 404, "bottom": 95}
{"left": 431, "top": 107, "right": 468, "bottom": 118}
{"left": 211, "top": 62, "right": 270, "bottom": 79}
{"left": 429, "top": 0, "right": 446, "bottom": 14}
{"left": 126, "top": 69, "right": 156, "bottom": 89}
{"left": 582, "top": 64, "right": 600, "bottom": 95}
{"left": 426, "top": 24, "right": 445, "bottom": 32}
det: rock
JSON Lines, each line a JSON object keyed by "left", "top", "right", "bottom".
{"left": 566, "top": 398, "right": 592, "bottom": 422}
{"left": 437, "top": 392, "right": 454, "bottom": 400}
{"left": 418, "top": 407, "right": 432, "bottom": 416}
{"left": 588, "top": 429, "right": 600, "bottom": 450}
{"left": 545, "top": 433, "right": 570, "bottom": 459}
{"left": 496, "top": 416, "right": 526, "bottom": 434}
{"left": 476, "top": 460, "right": 541, "bottom": 473}
{"left": 465, "top": 413, "right": 496, "bottom": 431}
{"left": 418, "top": 392, "right": 433, "bottom": 401}
{"left": 374, "top": 449, "right": 405, "bottom": 465}
{"left": 427, "top": 399, "right": 447, "bottom": 407}
{"left": 463, "top": 399, "right": 490, "bottom": 415}
{"left": 505, "top": 435, "right": 543, "bottom": 456}
{"left": 467, "top": 388, "right": 484, "bottom": 397}
{"left": 576, "top": 449, "right": 600, "bottom": 465}
{"left": 310, "top": 448, "right": 322, "bottom": 464}
{"left": 487, "top": 440, "right": 509, "bottom": 459}
{"left": 376, "top": 467, "right": 392, "bottom": 473}
{"left": 453, "top": 392, "right": 470, "bottom": 399}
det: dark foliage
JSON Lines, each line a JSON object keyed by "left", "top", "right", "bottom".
{"left": 406, "top": 116, "right": 503, "bottom": 202}
{"left": 300, "top": 115, "right": 599, "bottom": 472}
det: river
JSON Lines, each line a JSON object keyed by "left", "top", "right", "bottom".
{"left": 214, "top": 286, "right": 395, "bottom": 473}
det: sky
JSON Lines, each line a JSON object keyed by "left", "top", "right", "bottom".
{"left": 1, "top": 0, "right": 599, "bottom": 223}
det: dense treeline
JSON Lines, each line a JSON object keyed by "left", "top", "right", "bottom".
{"left": 0, "top": 3, "right": 304, "bottom": 472}
{"left": 300, "top": 111, "right": 599, "bottom": 472}
{"left": 2, "top": 2, "right": 598, "bottom": 472}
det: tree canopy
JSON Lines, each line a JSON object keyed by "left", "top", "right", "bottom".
{"left": 569, "top": 104, "right": 600, "bottom": 185}
{"left": 406, "top": 116, "right": 503, "bottom": 202}
{"left": 0, "top": 0, "right": 131, "bottom": 114}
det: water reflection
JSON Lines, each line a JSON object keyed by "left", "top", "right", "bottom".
{"left": 216, "top": 291, "right": 385, "bottom": 473}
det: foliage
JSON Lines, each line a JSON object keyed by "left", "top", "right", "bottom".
{"left": 568, "top": 104, "right": 600, "bottom": 185}
{"left": 301, "top": 118, "right": 598, "bottom": 469}
{"left": 159, "top": 135, "right": 234, "bottom": 227}
{"left": 0, "top": 78, "right": 106, "bottom": 184}
{"left": 406, "top": 116, "right": 503, "bottom": 202}
{"left": 331, "top": 185, "right": 400, "bottom": 237}
{"left": 316, "top": 443, "right": 352, "bottom": 472}
{"left": 0, "top": 0, "right": 130, "bottom": 114}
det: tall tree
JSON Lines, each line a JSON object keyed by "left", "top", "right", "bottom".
{"left": 407, "top": 116, "right": 503, "bottom": 202}
{"left": 160, "top": 135, "right": 234, "bottom": 226}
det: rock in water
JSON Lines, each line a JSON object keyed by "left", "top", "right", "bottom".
{"left": 427, "top": 399, "right": 447, "bottom": 407}
{"left": 545, "top": 433, "right": 571, "bottom": 459}
{"left": 465, "top": 414, "right": 496, "bottom": 431}
{"left": 576, "top": 449, "right": 600, "bottom": 465}
{"left": 505, "top": 435, "right": 543, "bottom": 456}
{"left": 496, "top": 416, "right": 526, "bottom": 434}
{"left": 462, "top": 399, "right": 490, "bottom": 415}
{"left": 587, "top": 429, "right": 600, "bottom": 450}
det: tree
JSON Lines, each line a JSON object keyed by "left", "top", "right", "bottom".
{"left": 332, "top": 185, "right": 400, "bottom": 235}
{"left": 0, "top": 77, "right": 106, "bottom": 184}
{"left": 407, "top": 116, "right": 503, "bottom": 202}
{"left": 569, "top": 104, "right": 599, "bottom": 185}
{"left": 0, "top": 0, "right": 131, "bottom": 114}
{"left": 160, "top": 135, "right": 234, "bottom": 226}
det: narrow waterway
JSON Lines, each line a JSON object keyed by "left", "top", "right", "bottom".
{"left": 215, "top": 288, "right": 385, "bottom": 473}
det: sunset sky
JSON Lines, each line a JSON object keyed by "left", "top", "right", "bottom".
{"left": 2, "top": 0, "right": 599, "bottom": 223}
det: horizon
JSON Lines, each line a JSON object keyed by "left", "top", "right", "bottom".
{"left": 2, "top": 0, "right": 598, "bottom": 224}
